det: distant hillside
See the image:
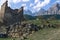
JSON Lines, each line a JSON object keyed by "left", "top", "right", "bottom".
{"left": 23, "top": 14, "right": 60, "bottom": 20}
{"left": 37, "top": 14, "right": 60, "bottom": 19}
{"left": 24, "top": 14, "right": 36, "bottom": 20}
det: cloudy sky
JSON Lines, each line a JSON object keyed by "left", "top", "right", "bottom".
{"left": 0, "top": 0, "right": 60, "bottom": 13}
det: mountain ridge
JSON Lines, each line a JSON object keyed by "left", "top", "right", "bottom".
{"left": 24, "top": 3, "right": 60, "bottom": 16}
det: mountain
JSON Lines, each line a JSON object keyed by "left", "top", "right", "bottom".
{"left": 41, "top": 14, "right": 60, "bottom": 19}
{"left": 47, "top": 3, "right": 60, "bottom": 15}
{"left": 33, "top": 3, "right": 60, "bottom": 19}
{"left": 23, "top": 3, "right": 60, "bottom": 20}
{"left": 34, "top": 8, "right": 47, "bottom": 16}
{"left": 36, "top": 3, "right": 60, "bottom": 16}
{"left": 24, "top": 3, "right": 60, "bottom": 16}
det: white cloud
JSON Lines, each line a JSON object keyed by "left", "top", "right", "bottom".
{"left": 30, "top": 3, "right": 33, "bottom": 7}
{"left": 32, "top": 0, "right": 50, "bottom": 12}
{"left": 21, "top": 4, "right": 26, "bottom": 6}
{"left": 56, "top": 0, "right": 60, "bottom": 3}
{"left": 24, "top": 7, "right": 28, "bottom": 10}
{"left": 12, "top": 0, "right": 21, "bottom": 3}
{"left": 35, "top": 0, "right": 39, "bottom": 3}
{"left": 22, "top": 0, "right": 29, "bottom": 2}
{"left": 11, "top": 0, "right": 30, "bottom": 3}
{"left": 12, "top": 0, "right": 30, "bottom": 3}
{"left": 32, "top": 2, "right": 41, "bottom": 12}
{"left": 41, "top": 0, "right": 50, "bottom": 6}
{"left": 33, "top": 2, "right": 41, "bottom": 9}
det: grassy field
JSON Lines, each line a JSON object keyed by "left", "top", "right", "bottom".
{"left": 23, "top": 19, "right": 60, "bottom": 25}
{"left": 27, "top": 28, "right": 60, "bottom": 40}
{"left": 26, "top": 20, "right": 60, "bottom": 40}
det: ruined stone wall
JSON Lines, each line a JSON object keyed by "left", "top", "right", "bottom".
{"left": 0, "top": 1, "right": 24, "bottom": 25}
{"left": 0, "top": 1, "right": 8, "bottom": 22}
{"left": 17, "top": 7, "right": 24, "bottom": 21}
{"left": 3, "top": 7, "right": 24, "bottom": 25}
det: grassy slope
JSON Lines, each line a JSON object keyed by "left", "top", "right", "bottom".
{"left": 25, "top": 20, "right": 60, "bottom": 40}
{"left": 24, "top": 20, "right": 60, "bottom": 40}
{"left": 27, "top": 28, "right": 60, "bottom": 40}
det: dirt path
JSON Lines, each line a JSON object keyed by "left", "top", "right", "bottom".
{"left": 48, "top": 29, "right": 60, "bottom": 40}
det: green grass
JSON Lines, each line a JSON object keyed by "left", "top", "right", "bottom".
{"left": 0, "top": 38, "right": 21, "bottom": 40}
{"left": 23, "top": 19, "right": 60, "bottom": 25}
{"left": 0, "top": 38, "right": 12, "bottom": 40}
{"left": 27, "top": 28, "right": 60, "bottom": 40}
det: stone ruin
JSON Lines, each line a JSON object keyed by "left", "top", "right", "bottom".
{"left": 0, "top": 0, "right": 40, "bottom": 39}
{"left": 6, "top": 23, "right": 40, "bottom": 39}
{"left": 0, "top": 0, "right": 24, "bottom": 25}
{"left": 0, "top": 0, "right": 57, "bottom": 40}
{"left": 0, "top": 0, "right": 24, "bottom": 38}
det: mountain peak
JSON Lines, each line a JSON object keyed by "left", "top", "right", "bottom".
{"left": 52, "top": 3, "right": 60, "bottom": 8}
{"left": 47, "top": 3, "right": 60, "bottom": 15}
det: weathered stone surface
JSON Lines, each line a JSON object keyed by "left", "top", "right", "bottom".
{"left": 5, "top": 23, "right": 40, "bottom": 38}
{"left": 0, "top": 1, "right": 24, "bottom": 26}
